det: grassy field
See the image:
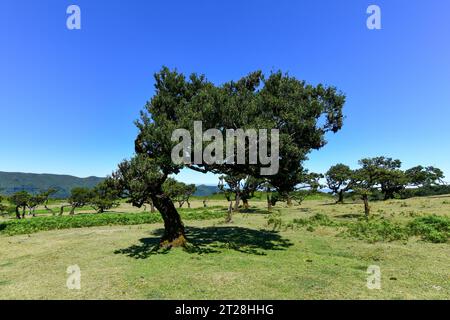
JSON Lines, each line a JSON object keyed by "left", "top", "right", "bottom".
{"left": 0, "top": 195, "right": 449, "bottom": 299}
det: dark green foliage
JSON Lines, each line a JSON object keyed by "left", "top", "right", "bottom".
{"left": 0, "top": 194, "right": 6, "bottom": 214}
{"left": 9, "top": 191, "right": 31, "bottom": 218}
{"left": 325, "top": 164, "right": 353, "bottom": 203}
{"left": 342, "top": 215, "right": 450, "bottom": 244}
{"left": 90, "top": 180, "right": 120, "bottom": 213}
{"left": 408, "top": 215, "right": 450, "bottom": 243}
{"left": 163, "top": 178, "right": 196, "bottom": 208}
{"left": 343, "top": 218, "right": 409, "bottom": 243}
{"left": 218, "top": 174, "right": 262, "bottom": 215}
{"left": 405, "top": 166, "right": 445, "bottom": 187}
{"left": 65, "top": 187, "right": 93, "bottom": 215}
{"left": 266, "top": 172, "right": 323, "bottom": 209}
{"left": 399, "top": 185, "right": 450, "bottom": 198}
{"left": 114, "top": 67, "right": 345, "bottom": 244}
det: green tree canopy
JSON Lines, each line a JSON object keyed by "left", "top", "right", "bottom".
{"left": 91, "top": 181, "right": 120, "bottom": 213}
{"left": 112, "top": 67, "right": 345, "bottom": 247}
{"left": 405, "top": 166, "right": 445, "bottom": 187}
{"left": 325, "top": 164, "right": 353, "bottom": 203}
{"left": 64, "top": 187, "right": 93, "bottom": 215}
{"left": 9, "top": 191, "right": 31, "bottom": 219}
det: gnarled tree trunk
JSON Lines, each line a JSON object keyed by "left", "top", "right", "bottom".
{"left": 337, "top": 190, "right": 344, "bottom": 204}
{"left": 362, "top": 195, "right": 370, "bottom": 218}
{"left": 151, "top": 191, "right": 186, "bottom": 248}
{"left": 15, "top": 206, "right": 21, "bottom": 219}
{"left": 234, "top": 193, "right": 240, "bottom": 211}
{"left": 225, "top": 201, "right": 233, "bottom": 223}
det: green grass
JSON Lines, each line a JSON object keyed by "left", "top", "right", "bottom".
{"left": 0, "top": 195, "right": 449, "bottom": 299}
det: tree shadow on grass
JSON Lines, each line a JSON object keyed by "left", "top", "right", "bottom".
{"left": 239, "top": 207, "right": 271, "bottom": 215}
{"left": 114, "top": 226, "right": 293, "bottom": 259}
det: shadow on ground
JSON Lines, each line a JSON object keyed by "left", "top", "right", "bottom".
{"left": 114, "top": 226, "right": 293, "bottom": 259}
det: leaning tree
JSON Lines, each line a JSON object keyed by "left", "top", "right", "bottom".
{"left": 112, "top": 67, "right": 345, "bottom": 247}
{"left": 9, "top": 191, "right": 31, "bottom": 219}
{"left": 60, "top": 187, "right": 92, "bottom": 215}
{"left": 352, "top": 157, "right": 396, "bottom": 217}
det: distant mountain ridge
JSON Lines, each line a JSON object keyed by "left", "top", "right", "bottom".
{"left": 0, "top": 171, "right": 220, "bottom": 198}
{"left": 193, "top": 184, "right": 220, "bottom": 197}
{"left": 0, "top": 171, "right": 104, "bottom": 198}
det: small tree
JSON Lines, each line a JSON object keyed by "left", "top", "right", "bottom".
{"left": 61, "top": 187, "right": 93, "bottom": 215}
{"left": 266, "top": 171, "right": 322, "bottom": 209}
{"left": 27, "top": 194, "right": 46, "bottom": 217}
{"left": 163, "top": 178, "right": 196, "bottom": 209}
{"left": 90, "top": 181, "right": 120, "bottom": 213}
{"left": 218, "top": 175, "right": 243, "bottom": 222}
{"left": 352, "top": 157, "right": 388, "bottom": 218}
{"left": 9, "top": 191, "right": 31, "bottom": 219}
{"left": 240, "top": 176, "right": 263, "bottom": 210}
{"left": 326, "top": 164, "right": 353, "bottom": 203}
{"left": 41, "top": 188, "right": 58, "bottom": 215}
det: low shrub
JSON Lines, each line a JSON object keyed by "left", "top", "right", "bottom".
{"left": 267, "top": 212, "right": 283, "bottom": 231}
{"left": 408, "top": 215, "right": 450, "bottom": 243}
{"left": 0, "top": 209, "right": 225, "bottom": 236}
{"left": 342, "top": 218, "right": 409, "bottom": 243}
{"left": 293, "top": 213, "right": 338, "bottom": 228}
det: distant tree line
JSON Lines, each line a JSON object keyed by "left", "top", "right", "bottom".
{"left": 325, "top": 157, "right": 445, "bottom": 217}
{"left": 0, "top": 178, "right": 197, "bottom": 219}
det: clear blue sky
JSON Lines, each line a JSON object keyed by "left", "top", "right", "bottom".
{"left": 1, "top": 0, "right": 449, "bottom": 185}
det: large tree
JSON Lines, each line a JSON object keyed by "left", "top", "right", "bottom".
{"left": 325, "top": 164, "right": 353, "bottom": 203}
{"left": 112, "top": 67, "right": 345, "bottom": 247}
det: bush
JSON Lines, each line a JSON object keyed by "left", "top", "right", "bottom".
{"left": 343, "top": 215, "right": 450, "bottom": 243}
{"left": 293, "top": 213, "right": 338, "bottom": 228}
{"left": 267, "top": 212, "right": 283, "bottom": 231}
{"left": 408, "top": 215, "right": 450, "bottom": 243}
{"left": 343, "top": 218, "right": 409, "bottom": 243}
{"left": 0, "top": 209, "right": 225, "bottom": 236}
